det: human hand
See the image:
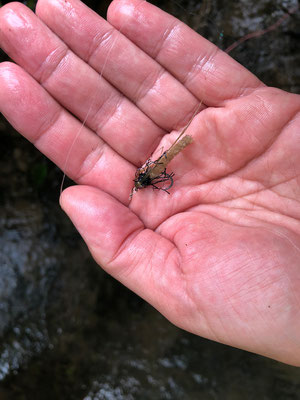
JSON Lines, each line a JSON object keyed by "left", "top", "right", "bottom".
{"left": 0, "top": 0, "right": 300, "bottom": 365}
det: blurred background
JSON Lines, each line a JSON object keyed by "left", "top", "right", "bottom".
{"left": 0, "top": 0, "right": 299, "bottom": 399}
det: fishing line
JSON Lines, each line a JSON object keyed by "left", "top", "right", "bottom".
{"left": 59, "top": 0, "right": 296, "bottom": 196}
{"left": 60, "top": 0, "right": 147, "bottom": 195}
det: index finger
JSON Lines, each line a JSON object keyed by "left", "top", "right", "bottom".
{"left": 107, "top": 0, "right": 264, "bottom": 105}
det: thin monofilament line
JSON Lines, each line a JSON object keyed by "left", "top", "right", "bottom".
{"left": 60, "top": 2, "right": 147, "bottom": 194}
{"left": 60, "top": 30, "right": 119, "bottom": 194}
{"left": 148, "top": 135, "right": 193, "bottom": 178}
{"left": 166, "top": 101, "right": 202, "bottom": 151}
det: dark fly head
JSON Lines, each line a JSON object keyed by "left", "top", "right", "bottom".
{"left": 134, "top": 168, "right": 152, "bottom": 190}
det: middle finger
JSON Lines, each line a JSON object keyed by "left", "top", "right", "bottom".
{"left": 36, "top": 0, "right": 200, "bottom": 131}
{"left": 0, "top": 2, "right": 165, "bottom": 165}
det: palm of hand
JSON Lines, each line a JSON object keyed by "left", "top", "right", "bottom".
{"left": 130, "top": 89, "right": 300, "bottom": 358}
{"left": 0, "top": 0, "right": 300, "bottom": 364}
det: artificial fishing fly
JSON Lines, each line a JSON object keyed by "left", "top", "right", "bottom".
{"left": 130, "top": 104, "right": 201, "bottom": 199}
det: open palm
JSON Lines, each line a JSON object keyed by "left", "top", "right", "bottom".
{"left": 1, "top": 0, "right": 300, "bottom": 365}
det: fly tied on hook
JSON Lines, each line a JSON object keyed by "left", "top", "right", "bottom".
{"left": 129, "top": 103, "right": 201, "bottom": 199}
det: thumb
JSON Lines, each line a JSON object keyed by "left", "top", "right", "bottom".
{"left": 59, "top": 185, "right": 176, "bottom": 305}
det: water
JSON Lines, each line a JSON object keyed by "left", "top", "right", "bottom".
{"left": 0, "top": 0, "right": 299, "bottom": 398}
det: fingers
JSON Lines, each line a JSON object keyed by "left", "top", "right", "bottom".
{"left": 107, "top": 0, "right": 264, "bottom": 105}
{"left": 36, "top": 0, "right": 200, "bottom": 130}
{"left": 0, "top": 2, "right": 166, "bottom": 165}
{"left": 0, "top": 62, "right": 134, "bottom": 203}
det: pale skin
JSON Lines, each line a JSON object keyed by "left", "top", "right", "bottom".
{"left": 0, "top": 0, "right": 300, "bottom": 365}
